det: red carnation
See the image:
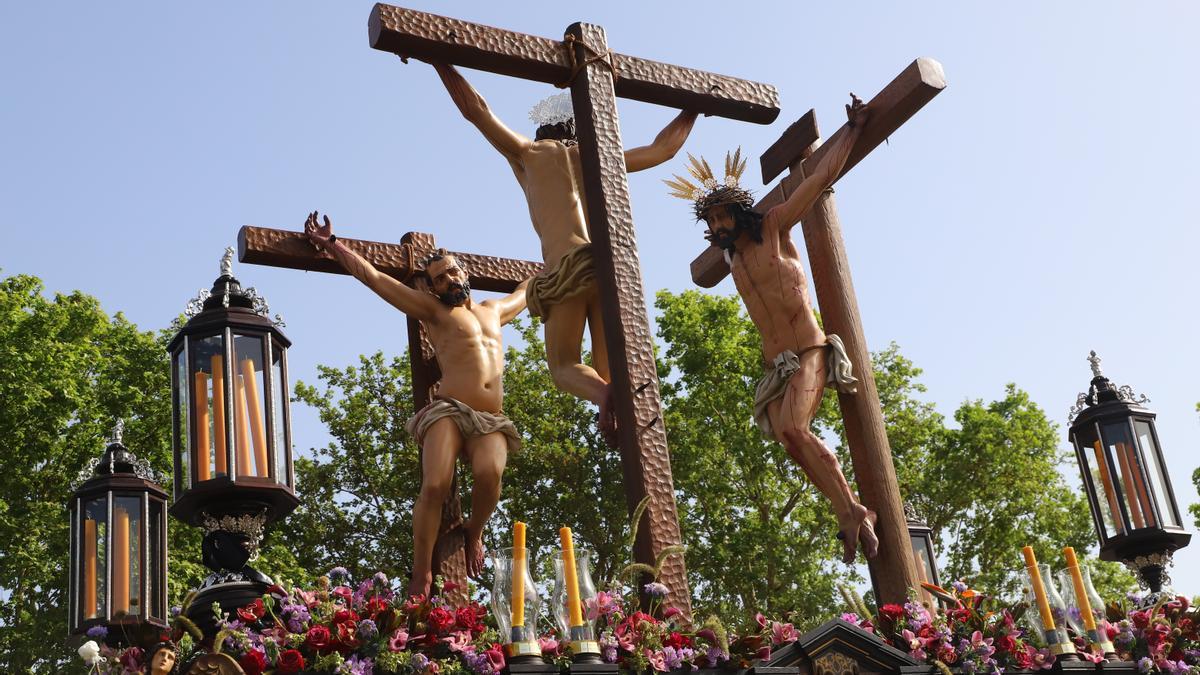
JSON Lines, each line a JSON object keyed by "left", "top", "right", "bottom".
{"left": 336, "top": 621, "right": 362, "bottom": 652}
{"left": 879, "top": 604, "right": 906, "bottom": 622}
{"left": 996, "top": 635, "right": 1016, "bottom": 654}
{"left": 428, "top": 607, "right": 455, "bottom": 633}
{"left": 276, "top": 649, "right": 306, "bottom": 674}
{"left": 238, "top": 598, "right": 266, "bottom": 623}
{"left": 664, "top": 632, "right": 692, "bottom": 649}
{"left": 333, "top": 608, "right": 360, "bottom": 625}
{"left": 366, "top": 596, "right": 390, "bottom": 617}
{"left": 453, "top": 605, "right": 482, "bottom": 629}
{"left": 238, "top": 650, "right": 267, "bottom": 675}
{"left": 305, "top": 624, "right": 333, "bottom": 652}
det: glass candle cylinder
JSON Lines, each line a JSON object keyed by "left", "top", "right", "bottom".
{"left": 490, "top": 547, "right": 541, "bottom": 651}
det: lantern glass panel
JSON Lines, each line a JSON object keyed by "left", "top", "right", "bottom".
{"left": 112, "top": 496, "right": 142, "bottom": 617}
{"left": 190, "top": 334, "right": 229, "bottom": 483}
{"left": 231, "top": 334, "right": 270, "bottom": 479}
{"left": 1100, "top": 422, "right": 1157, "bottom": 529}
{"left": 149, "top": 499, "right": 164, "bottom": 620}
{"left": 1134, "top": 420, "right": 1178, "bottom": 528}
{"left": 1076, "top": 425, "right": 1122, "bottom": 538}
{"left": 82, "top": 497, "right": 107, "bottom": 621}
{"left": 270, "top": 340, "right": 289, "bottom": 486}
{"left": 174, "top": 352, "right": 189, "bottom": 495}
{"left": 910, "top": 533, "right": 934, "bottom": 585}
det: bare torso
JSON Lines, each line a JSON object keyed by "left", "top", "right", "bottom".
{"left": 425, "top": 301, "right": 506, "bottom": 413}
{"left": 730, "top": 229, "right": 825, "bottom": 363}
{"left": 508, "top": 141, "right": 590, "bottom": 267}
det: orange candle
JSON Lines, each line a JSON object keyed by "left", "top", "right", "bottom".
{"left": 1092, "top": 441, "right": 1123, "bottom": 534}
{"left": 113, "top": 507, "right": 130, "bottom": 615}
{"left": 1021, "top": 546, "right": 1055, "bottom": 630}
{"left": 1113, "top": 441, "right": 1145, "bottom": 528}
{"left": 211, "top": 355, "right": 228, "bottom": 476}
{"left": 234, "top": 374, "right": 254, "bottom": 477}
{"left": 560, "top": 527, "right": 584, "bottom": 628}
{"left": 1063, "top": 547, "right": 1096, "bottom": 631}
{"left": 194, "top": 372, "right": 211, "bottom": 481}
{"left": 512, "top": 521, "right": 527, "bottom": 629}
{"left": 1120, "top": 443, "right": 1155, "bottom": 527}
{"left": 84, "top": 519, "right": 97, "bottom": 619}
{"left": 241, "top": 359, "right": 269, "bottom": 477}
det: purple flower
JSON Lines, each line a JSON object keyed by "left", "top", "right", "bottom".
{"left": 602, "top": 645, "right": 618, "bottom": 663}
{"left": 340, "top": 654, "right": 374, "bottom": 675}
{"left": 643, "top": 582, "right": 669, "bottom": 598}
{"left": 465, "top": 648, "right": 497, "bottom": 675}
{"left": 662, "top": 646, "right": 685, "bottom": 670}
{"left": 281, "top": 602, "right": 311, "bottom": 633}
{"left": 169, "top": 605, "right": 182, "bottom": 617}
{"left": 952, "top": 580, "right": 969, "bottom": 593}
{"left": 1137, "top": 657, "right": 1154, "bottom": 674}
{"left": 410, "top": 653, "right": 429, "bottom": 672}
{"left": 85, "top": 625, "right": 108, "bottom": 639}
{"left": 328, "top": 566, "right": 351, "bottom": 583}
{"left": 373, "top": 572, "right": 390, "bottom": 589}
{"left": 357, "top": 619, "right": 379, "bottom": 642}
{"left": 705, "top": 646, "right": 728, "bottom": 667}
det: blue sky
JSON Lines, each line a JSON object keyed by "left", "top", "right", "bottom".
{"left": 3, "top": 2, "right": 1198, "bottom": 592}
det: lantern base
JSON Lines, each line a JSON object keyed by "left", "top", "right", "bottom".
{"left": 568, "top": 658, "right": 617, "bottom": 671}
{"left": 505, "top": 641, "right": 543, "bottom": 659}
{"left": 169, "top": 476, "right": 299, "bottom": 527}
{"left": 185, "top": 579, "right": 271, "bottom": 641}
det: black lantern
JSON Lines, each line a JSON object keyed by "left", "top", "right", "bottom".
{"left": 166, "top": 247, "right": 297, "bottom": 525}
{"left": 68, "top": 421, "right": 169, "bottom": 645}
{"left": 1067, "top": 351, "right": 1190, "bottom": 596}
{"left": 906, "top": 503, "right": 941, "bottom": 589}
{"left": 168, "top": 248, "right": 298, "bottom": 638}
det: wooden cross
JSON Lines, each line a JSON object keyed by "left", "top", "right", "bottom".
{"left": 688, "top": 58, "right": 946, "bottom": 604}
{"left": 367, "top": 3, "right": 782, "bottom": 614}
{"left": 238, "top": 225, "right": 542, "bottom": 603}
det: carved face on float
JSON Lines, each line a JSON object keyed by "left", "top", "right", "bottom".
{"left": 702, "top": 205, "right": 740, "bottom": 249}
{"left": 426, "top": 255, "right": 471, "bottom": 307}
{"left": 149, "top": 644, "right": 176, "bottom": 675}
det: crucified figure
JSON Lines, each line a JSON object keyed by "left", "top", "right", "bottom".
{"left": 421, "top": 61, "right": 697, "bottom": 440}
{"left": 303, "top": 212, "right": 530, "bottom": 597}
{"left": 665, "top": 96, "right": 879, "bottom": 563}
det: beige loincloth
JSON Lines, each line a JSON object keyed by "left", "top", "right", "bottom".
{"left": 526, "top": 243, "right": 596, "bottom": 320}
{"left": 752, "top": 334, "right": 858, "bottom": 437}
{"left": 405, "top": 397, "right": 522, "bottom": 455}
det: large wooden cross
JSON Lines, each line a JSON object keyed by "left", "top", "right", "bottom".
{"left": 238, "top": 225, "right": 542, "bottom": 603}
{"left": 689, "top": 58, "right": 946, "bottom": 603}
{"left": 366, "top": 3, "right": 783, "bottom": 614}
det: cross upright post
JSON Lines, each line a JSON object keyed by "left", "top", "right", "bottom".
{"left": 367, "top": 3, "right": 781, "bottom": 615}
{"left": 689, "top": 58, "right": 946, "bottom": 604}
{"left": 239, "top": 224, "right": 542, "bottom": 604}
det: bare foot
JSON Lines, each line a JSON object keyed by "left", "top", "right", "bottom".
{"left": 836, "top": 505, "right": 879, "bottom": 563}
{"left": 598, "top": 385, "right": 618, "bottom": 447}
{"left": 407, "top": 573, "right": 431, "bottom": 600}
{"left": 464, "top": 529, "right": 485, "bottom": 580}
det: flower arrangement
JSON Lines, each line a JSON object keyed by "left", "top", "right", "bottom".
{"left": 1104, "top": 593, "right": 1200, "bottom": 674}
{"left": 76, "top": 569, "right": 501, "bottom": 675}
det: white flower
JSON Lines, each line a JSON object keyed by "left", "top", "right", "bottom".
{"left": 78, "top": 640, "right": 102, "bottom": 665}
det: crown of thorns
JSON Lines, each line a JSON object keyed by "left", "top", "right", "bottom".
{"left": 664, "top": 149, "right": 755, "bottom": 219}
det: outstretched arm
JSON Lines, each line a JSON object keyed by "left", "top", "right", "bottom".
{"left": 625, "top": 110, "right": 698, "bottom": 172}
{"left": 485, "top": 277, "right": 531, "bottom": 325}
{"left": 764, "top": 94, "right": 868, "bottom": 233}
{"left": 428, "top": 61, "right": 531, "bottom": 160}
{"left": 303, "top": 212, "right": 441, "bottom": 323}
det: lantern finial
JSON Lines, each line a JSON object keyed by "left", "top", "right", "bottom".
{"left": 109, "top": 418, "right": 125, "bottom": 445}
{"left": 1088, "top": 350, "right": 1103, "bottom": 378}
{"left": 220, "top": 246, "right": 235, "bottom": 277}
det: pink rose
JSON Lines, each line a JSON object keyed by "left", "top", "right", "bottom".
{"left": 771, "top": 621, "right": 798, "bottom": 645}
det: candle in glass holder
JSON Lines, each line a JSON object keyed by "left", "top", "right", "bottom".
{"left": 559, "top": 526, "right": 583, "bottom": 628}
{"left": 512, "top": 521, "right": 527, "bottom": 629}
{"left": 1022, "top": 546, "right": 1055, "bottom": 630}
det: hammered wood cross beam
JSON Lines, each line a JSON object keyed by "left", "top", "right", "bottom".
{"left": 367, "top": 3, "right": 782, "bottom": 614}
{"left": 690, "top": 58, "right": 947, "bottom": 604}
{"left": 239, "top": 225, "right": 542, "bottom": 603}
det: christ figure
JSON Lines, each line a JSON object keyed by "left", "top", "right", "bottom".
{"left": 665, "top": 96, "right": 879, "bottom": 563}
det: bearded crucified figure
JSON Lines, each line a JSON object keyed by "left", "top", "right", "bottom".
{"left": 421, "top": 61, "right": 697, "bottom": 440}
{"left": 304, "top": 212, "right": 530, "bottom": 597}
{"left": 665, "top": 96, "right": 879, "bottom": 563}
